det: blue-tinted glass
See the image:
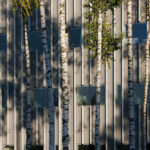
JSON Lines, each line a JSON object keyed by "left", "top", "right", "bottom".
{"left": 69, "top": 28, "right": 81, "bottom": 48}
{"left": 132, "top": 23, "right": 147, "bottom": 44}
{"left": 28, "top": 30, "right": 50, "bottom": 51}
{"left": 33, "top": 88, "right": 58, "bottom": 108}
{"left": 76, "top": 85, "right": 105, "bottom": 105}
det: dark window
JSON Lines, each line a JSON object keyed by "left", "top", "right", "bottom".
{"left": 132, "top": 23, "right": 147, "bottom": 43}
{"left": 28, "top": 30, "right": 51, "bottom": 51}
{"left": 31, "top": 145, "right": 43, "bottom": 150}
{"left": 116, "top": 83, "right": 150, "bottom": 105}
{"left": 69, "top": 28, "right": 81, "bottom": 48}
{"left": 33, "top": 88, "right": 58, "bottom": 108}
{"left": 78, "top": 144, "right": 105, "bottom": 150}
{"left": 76, "top": 85, "right": 105, "bottom": 105}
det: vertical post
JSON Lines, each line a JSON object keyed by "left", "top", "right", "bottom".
{"left": 113, "top": 8, "right": 116, "bottom": 150}
{"left": 57, "top": 0, "right": 62, "bottom": 149}
{"left": 73, "top": 0, "right": 77, "bottom": 149}
{"left": 81, "top": 0, "right": 84, "bottom": 146}
{"left": 35, "top": 50, "right": 38, "bottom": 145}
{"left": 137, "top": 0, "right": 141, "bottom": 149}
{"left": 21, "top": 12, "right": 25, "bottom": 150}
{"left": 43, "top": 51, "right": 47, "bottom": 150}
{"left": 0, "top": 1, "right": 3, "bottom": 149}
{"left": 121, "top": 2, "right": 125, "bottom": 144}
{"left": 13, "top": 11, "right": 17, "bottom": 150}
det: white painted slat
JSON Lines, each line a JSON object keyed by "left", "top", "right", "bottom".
{"left": 0, "top": 53, "right": 2, "bottom": 150}
{"left": 13, "top": 12, "right": 17, "bottom": 150}
{"left": 81, "top": 0, "right": 84, "bottom": 146}
{"left": 43, "top": 51, "right": 47, "bottom": 150}
{"left": 121, "top": 2, "right": 125, "bottom": 144}
{"left": 105, "top": 64, "right": 108, "bottom": 150}
{"left": 73, "top": 0, "right": 77, "bottom": 149}
{"left": 6, "top": 0, "right": 10, "bottom": 144}
{"left": 137, "top": 0, "right": 141, "bottom": 149}
{"left": 21, "top": 13, "right": 25, "bottom": 150}
{"left": 35, "top": 50, "right": 39, "bottom": 145}
{"left": 0, "top": 0, "right": 2, "bottom": 33}
{"left": 57, "top": 0, "right": 63, "bottom": 149}
{"left": 113, "top": 8, "right": 116, "bottom": 150}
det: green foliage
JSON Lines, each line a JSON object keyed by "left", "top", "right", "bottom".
{"left": 84, "top": 0, "right": 123, "bottom": 13}
{"left": 12, "top": 0, "right": 40, "bottom": 22}
{"left": 84, "top": 0, "right": 124, "bottom": 65}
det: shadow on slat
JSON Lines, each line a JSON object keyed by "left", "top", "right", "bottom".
{"left": 78, "top": 144, "right": 105, "bottom": 150}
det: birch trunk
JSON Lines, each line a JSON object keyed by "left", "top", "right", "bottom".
{"left": 95, "top": 9, "right": 102, "bottom": 150}
{"left": 39, "top": 1, "right": 55, "bottom": 150}
{"left": 142, "top": 1, "right": 150, "bottom": 149}
{"left": 24, "top": 23, "right": 32, "bottom": 150}
{"left": 59, "top": 0, "right": 69, "bottom": 149}
{"left": 127, "top": 0, "right": 136, "bottom": 149}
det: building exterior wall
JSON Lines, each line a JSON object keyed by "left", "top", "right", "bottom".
{"left": 0, "top": 0, "right": 149, "bottom": 150}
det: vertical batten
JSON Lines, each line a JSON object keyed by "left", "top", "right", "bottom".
{"left": 43, "top": 51, "right": 47, "bottom": 150}
{"left": 89, "top": 2, "right": 92, "bottom": 145}
{"left": 105, "top": 64, "right": 108, "bottom": 150}
{"left": 57, "top": 0, "right": 63, "bottom": 149}
{"left": 13, "top": 12, "right": 17, "bottom": 150}
{"left": 35, "top": 51, "right": 39, "bottom": 145}
{"left": 81, "top": 0, "right": 84, "bottom": 145}
{"left": 113, "top": 8, "right": 116, "bottom": 150}
{"left": 0, "top": 0, "right": 1, "bottom": 33}
{"left": 89, "top": 106, "right": 92, "bottom": 145}
{"left": 121, "top": 2, "right": 125, "bottom": 144}
{"left": 6, "top": 0, "right": 10, "bottom": 144}
{"left": 73, "top": 0, "right": 77, "bottom": 149}
{"left": 137, "top": 0, "right": 141, "bottom": 149}
{"left": 21, "top": 14, "right": 25, "bottom": 150}
{"left": 146, "top": 0, "right": 149, "bottom": 144}
{"left": 0, "top": 53, "right": 2, "bottom": 150}
{"left": 35, "top": 10, "right": 38, "bottom": 31}
{"left": 35, "top": 8, "right": 39, "bottom": 145}
{"left": 0, "top": 1, "right": 2, "bottom": 149}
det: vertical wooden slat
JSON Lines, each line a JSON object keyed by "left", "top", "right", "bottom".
{"left": 137, "top": 0, "right": 141, "bottom": 149}
{"left": 0, "top": 53, "right": 2, "bottom": 150}
{"left": 13, "top": 11, "right": 17, "bottom": 150}
{"left": 0, "top": 1, "right": 2, "bottom": 149}
{"left": 0, "top": 0, "right": 2, "bottom": 33}
{"left": 43, "top": 51, "right": 48, "bottom": 150}
{"left": 113, "top": 8, "right": 116, "bottom": 150}
{"left": 21, "top": 14, "right": 26, "bottom": 150}
{"left": 6, "top": 0, "right": 14, "bottom": 145}
{"left": 66, "top": 0, "right": 74, "bottom": 149}
{"left": 2, "top": 51, "right": 7, "bottom": 149}
{"left": 81, "top": 0, "right": 84, "bottom": 146}
{"left": 6, "top": 0, "right": 9, "bottom": 144}
{"left": 106, "top": 11, "right": 114, "bottom": 150}
{"left": 2, "top": 0, "right": 7, "bottom": 33}
{"left": 114, "top": 7, "right": 122, "bottom": 149}
{"left": 35, "top": 51, "right": 39, "bottom": 145}
{"left": 57, "top": 0, "right": 63, "bottom": 149}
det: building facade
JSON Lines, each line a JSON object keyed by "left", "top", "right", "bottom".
{"left": 0, "top": 0, "right": 149, "bottom": 150}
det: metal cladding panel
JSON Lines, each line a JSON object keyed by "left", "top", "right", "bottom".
{"left": 0, "top": 0, "right": 149, "bottom": 149}
{"left": 0, "top": 34, "right": 6, "bottom": 52}
{"left": 28, "top": 31, "right": 51, "bottom": 51}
